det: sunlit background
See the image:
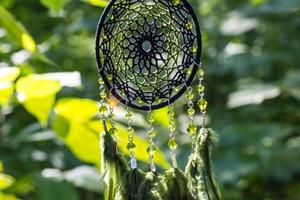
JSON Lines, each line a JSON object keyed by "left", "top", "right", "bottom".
{"left": 0, "top": 0, "right": 299, "bottom": 199}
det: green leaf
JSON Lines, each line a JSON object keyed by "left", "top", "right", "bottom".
{"left": 0, "top": 83, "right": 14, "bottom": 108}
{"left": 80, "top": 0, "right": 108, "bottom": 7}
{"left": 0, "top": 162, "right": 2, "bottom": 173}
{"left": 54, "top": 98, "right": 100, "bottom": 165}
{"left": 16, "top": 74, "right": 62, "bottom": 126}
{"left": 0, "top": 174, "right": 14, "bottom": 190}
{"left": 0, "top": 67, "right": 20, "bottom": 83}
{"left": 0, "top": 5, "right": 36, "bottom": 52}
{"left": 0, "top": 67, "right": 20, "bottom": 107}
{"left": 35, "top": 175, "right": 79, "bottom": 200}
{"left": 40, "top": 0, "right": 71, "bottom": 13}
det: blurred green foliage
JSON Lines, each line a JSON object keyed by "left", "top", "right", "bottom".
{"left": 0, "top": 0, "right": 299, "bottom": 199}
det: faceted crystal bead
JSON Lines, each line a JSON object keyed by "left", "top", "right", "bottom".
{"left": 187, "top": 123, "right": 197, "bottom": 135}
{"left": 187, "top": 107, "right": 195, "bottom": 116}
{"left": 198, "top": 69, "right": 204, "bottom": 77}
{"left": 147, "top": 145, "right": 156, "bottom": 155}
{"left": 125, "top": 112, "right": 132, "bottom": 118}
{"left": 98, "top": 78, "right": 104, "bottom": 85}
{"left": 147, "top": 115, "right": 154, "bottom": 123}
{"left": 168, "top": 138, "right": 177, "bottom": 150}
{"left": 109, "top": 127, "right": 117, "bottom": 135}
{"left": 130, "top": 157, "right": 137, "bottom": 169}
{"left": 168, "top": 125, "right": 175, "bottom": 132}
{"left": 186, "top": 91, "right": 194, "bottom": 100}
{"left": 107, "top": 74, "right": 113, "bottom": 80}
{"left": 99, "top": 105, "right": 107, "bottom": 115}
{"left": 147, "top": 130, "right": 156, "bottom": 137}
{"left": 127, "top": 142, "right": 136, "bottom": 150}
{"left": 99, "top": 91, "right": 107, "bottom": 99}
{"left": 198, "top": 98, "right": 208, "bottom": 110}
{"left": 168, "top": 110, "right": 175, "bottom": 117}
{"left": 197, "top": 85, "right": 205, "bottom": 93}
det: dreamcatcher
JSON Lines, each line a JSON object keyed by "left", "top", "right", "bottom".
{"left": 95, "top": 0, "right": 221, "bottom": 199}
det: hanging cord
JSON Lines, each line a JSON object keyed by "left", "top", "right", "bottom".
{"left": 126, "top": 105, "right": 137, "bottom": 169}
{"left": 186, "top": 85, "right": 197, "bottom": 152}
{"left": 167, "top": 103, "right": 178, "bottom": 168}
{"left": 147, "top": 107, "right": 156, "bottom": 172}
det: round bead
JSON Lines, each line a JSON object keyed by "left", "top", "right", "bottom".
{"left": 198, "top": 98, "right": 208, "bottom": 110}
{"left": 155, "top": 97, "right": 161, "bottom": 103}
{"left": 185, "top": 22, "right": 193, "bottom": 30}
{"left": 107, "top": 74, "right": 113, "bottom": 80}
{"left": 98, "top": 78, "right": 104, "bottom": 85}
{"left": 136, "top": 97, "right": 143, "bottom": 104}
{"left": 187, "top": 123, "right": 197, "bottom": 135}
{"left": 172, "top": 0, "right": 180, "bottom": 6}
{"left": 168, "top": 138, "right": 177, "bottom": 150}
{"left": 99, "top": 91, "right": 107, "bottom": 99}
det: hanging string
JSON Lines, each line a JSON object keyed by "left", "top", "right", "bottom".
{"left": 126, "top": 106, "right": 137, "bottom": 169}
{"left": 186, "top": 85, "right": 197, "bottom": 152}
{"left": 147, "top": 108, "right": 156, "bottom": 172}
{"left": 167, "top": 103, "right": 178, "bottom": 168}
{"left": 197, "top": 64, "right": 208, "bottom": 129}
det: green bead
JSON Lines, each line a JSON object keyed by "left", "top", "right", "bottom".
{"left": 128, "top": 127, "right": 134, "bottom": 134}
{"left": 98, "top": 78, "right": 104, "bottom": 85}
{"left": 101, "top": 34, "right": 107, "bottom": 40}
{"left": 168, "top": 125, "right": 176, "bottom": 132}
{"left": 190, "top": 47, "right": 197, "bottom": 53}
{"left": 99, "top": 105, "right": 107, "bottom": 115}
{"left": 198, "top": 98, "right": 208, "bottom": 110}
{"left": 187, "top": 123, "right": 197, "bottom": 135}
{"left": 147, "top": 130, "right": 156, "bottom": 137}
{"left": 198, "top": 69, "right": 204, "bottom": 77}
{"left": 197, "top": 85, "right": 205, "bottom": 93}
{"left": 155, "top": 96, "right": 161, "bottom": 103}
{"left": 172, "top": 0, "right": 180, "bottom": 6}
{"left": 186, "top": 22, "right": 193, "bottom": 30}
{"left": 147, "top": 146, "right": 156, "bottom": 155}
{"left": 125, "top": 112, "right": 132, "bottom": 118}
{"left": 107, "top": 74, "right": 113, "bottom": 80}
{"left": 147, "top": 115, "right": 154, "bottom": 123}
{"left": 108, "top": 113, "right": 115, "bottom": 119}
{"left": 109, "top": 127, "right": 117, "bottom": 135}
{"left": 168, "top": 138, "right": 177, "bottom": 150}
{"left": 168, "top": 110, "right": 175, "bottom": 117}
{"left": 99, "top": 90, "right": 107, "bottom": 99}
{"left": 120, "top": 89, "right": 125, "bottom": 96}
{"left": 127, "top": 142, "right": 136, "bottom": 150}
{"left": 187, "top": 107, "right": 195, "bottom": 116}
{"left": 173, "top": 86, "right": 180, "bottom": 92}
{"left": 136, "top": 97, "right": 143, "bottom": 104}
{"left": 186, "top": 91, "right": 194, "bottom": 100}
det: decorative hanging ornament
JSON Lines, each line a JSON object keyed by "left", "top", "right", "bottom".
{"left": 95, "top": 0, "right": 221, "bottom": 199}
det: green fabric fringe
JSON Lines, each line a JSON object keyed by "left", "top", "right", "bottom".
{"left": 100, "top": 121, "right": 221, "bottom": 200}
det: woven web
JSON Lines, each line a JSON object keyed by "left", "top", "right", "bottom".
{"left": 96, "top": 0, "right": 200, "bottom": 110}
